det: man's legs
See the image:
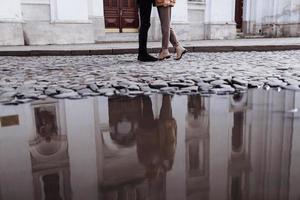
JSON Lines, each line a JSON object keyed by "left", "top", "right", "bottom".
{"left": 138, "top": 0, "right": 158, "bottom": 62}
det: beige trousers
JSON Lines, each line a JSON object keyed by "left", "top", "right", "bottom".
{"left": 157, "top": 6, "right": 179, "bottom": 50}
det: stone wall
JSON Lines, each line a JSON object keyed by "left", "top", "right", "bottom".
{"left": 243, "top": 0, "right": 300, "bottom": 37}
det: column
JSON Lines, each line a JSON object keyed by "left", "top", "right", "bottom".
{"left": 0, "top": 0, "right": 24, "bottom": 45}
{"left": 243, "top": 0, "right": 266, "bottom": 34}
{"left": 289, "top": 92, "right": 300, "bottom": 200}
{"left": 172, "top": 0, "right": 189, "bottom": 40}
{"left": 88, "top": 0, "right": 105, "bottom": 37}
{"left": 96, "top": 97, "right": 108, "bottom": 199}
{"left": 242, "top": 0, "right": 254, "bottom": 34}
{"left": 204, "top": 0, "right": 236, "bottom": 39}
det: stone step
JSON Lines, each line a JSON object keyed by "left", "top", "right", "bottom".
{"left": 96, "top": 33, "right": 139, "bottom": 43}
{"left": 237, "top": 33, "right": 267, "bottom": 39}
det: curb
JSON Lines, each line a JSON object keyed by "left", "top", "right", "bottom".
{"left": 1, "top": 45, "right": 300, "bottom": 56}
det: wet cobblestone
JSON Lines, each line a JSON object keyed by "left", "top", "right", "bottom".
{"left": 1, "top": 50, "right": 300, "bottom": 104}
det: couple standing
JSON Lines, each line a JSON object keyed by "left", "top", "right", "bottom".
{"left": 137, "top": 0, "right": 187, "bottom": 62}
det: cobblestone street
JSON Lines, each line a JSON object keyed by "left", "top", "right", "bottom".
{"left": 1, "top": 50, "right": 300, "bottom": 105}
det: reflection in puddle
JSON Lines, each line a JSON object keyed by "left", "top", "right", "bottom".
{"left": 0, "top": 89, "right": 300, "bottom": 200}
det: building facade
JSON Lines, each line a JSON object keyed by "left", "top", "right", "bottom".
{"left": 0, "top": 0, "right": 300, "bottom": 45}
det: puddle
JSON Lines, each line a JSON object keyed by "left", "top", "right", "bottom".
{"left": 0, "top": 89, "right": 300, "bottom": 200}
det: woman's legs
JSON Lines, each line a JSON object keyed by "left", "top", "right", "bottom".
{"left": 157, "top": 7, "right": 180, "bottom": 49}
{"left": 157, "top": 6, "right": 186, "bottom": 60}
{"left": 168, "top": 9, "right": 179, "bottom": 47}
{"left": 170, "top": 27, "right": 179, "bottom": 47}
{"left": 157, "top": 6, "right": 170, "bottom": 49}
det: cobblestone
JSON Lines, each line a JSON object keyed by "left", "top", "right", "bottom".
{"left": 1, "top": 50, "right": 300, "bottom": 104}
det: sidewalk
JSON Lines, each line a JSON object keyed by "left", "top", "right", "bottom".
{"left": 1, "top": 37, "right": 300, "bottom": 56}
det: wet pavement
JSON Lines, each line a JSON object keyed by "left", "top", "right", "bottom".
{"left": 0, "top": 89, "right": 300, "bottom": 200}
{"left": 1, "top": 51, "right": 300, "bottom": 105}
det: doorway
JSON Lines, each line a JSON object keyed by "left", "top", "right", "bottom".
{"left": 235, "top": 0, "right": 243, "bottom": 30}
{"left": 104, "top": 0, "right": 139, "bottom": 33}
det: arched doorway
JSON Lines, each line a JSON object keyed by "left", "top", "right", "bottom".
{"left": 104, "top": 0, "right": 139, "bottom": 32}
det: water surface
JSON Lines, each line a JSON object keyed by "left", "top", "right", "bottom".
{"left": 0, "top": 89, "right": 300, "bottom": 200}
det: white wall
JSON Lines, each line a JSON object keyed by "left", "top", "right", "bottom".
{"left": 65, "top": 99, "right": 99, "bottom": 200}
{"left": 205, "top": 0, "right": 235, "bottom": 23}
{"left": 0, "top": 0, "right": 22, "bottom": 21}
{"left": 290, "top": 0, "right": 300, "bottom": 23}
{"left": 87, "top": 0, "right": 104, "bottom": 17}
{"left": 172, "top": 0, "right": 188, "bottom": 22}
{"left": 0, "top": 104, "right": 34, "bottom": 200}
{"left": 50, "top": 0, "right": 89, "bottom": 22}
{"left": 244, "top": 0, "right": 300, "bottom": 35}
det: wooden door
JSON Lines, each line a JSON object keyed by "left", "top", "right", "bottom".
{"left": 104, "top": 0, "right": 120, "bottom": 30}
{"left": 104, "top": 0, "right": 139, "bottom": 32}
{"left": 235, "top": 0, "right": 243, "bottom": 29}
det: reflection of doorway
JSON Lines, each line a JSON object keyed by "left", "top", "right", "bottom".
{"left": 235, "top": 0, "right": 243, "bottom": 30}
{"left": 104, "top": 0, "right": 139, "bottom": 32}
{"left": 42, "top": 174, "right": 63, "bottom": 200}
{"left": 232, "top": 112, "right": 244, "bottom": 153}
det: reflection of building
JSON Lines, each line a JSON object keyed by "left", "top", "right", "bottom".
{"left": 30, "top": 101, "right": 71, "bottom": 200}
{"left": 185, "top": 95, "right": 210, "bottom": 200}
{"left": 0, "top": 97, "right": 99, "bottom": 200}
{"left": 99, "top": 96, "right": 146, "bottom": 200}
{"left": 228, "top": 93, "right": 251, "bottom": 200}
{"left": 108, "top": 96, "right": 142, "bottom": 147}
{"left": 1, "top": 90, "right": 300, "bottom": 200}
{"left": 208, "top": 90, "right": 298, "bottom": 200}
{"left": 99, "top": 95, "right": 177, "bottom": 200}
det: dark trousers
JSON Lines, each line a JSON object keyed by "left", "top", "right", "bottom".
{"left": 138, "top": 0, "right": 152, "bottom": 54}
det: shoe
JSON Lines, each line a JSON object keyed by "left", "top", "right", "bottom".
{"left": 138, "top": 53, "right": 158, "bottom": 62}
{"left": 159, "top": 49, "right": 171, "bottom": 60}
{"left": 175, "top": 45, "right": 187, "bottom": 60}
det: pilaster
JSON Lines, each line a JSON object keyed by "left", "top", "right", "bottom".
{"left": 0, "top": 0, "right": 24, "bottom": 45}
{"left": 88, "top": 0, "right": 105, "bottom": 38}
{"left": 204, "top": 0, "right": 236, "bottom": 40}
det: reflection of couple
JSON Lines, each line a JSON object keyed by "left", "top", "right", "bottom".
{"left": 137, "top": 0, "right": 187, "bottom": 62}
{"left": 136, "top": 95, "right": 177, "bottom": 180}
